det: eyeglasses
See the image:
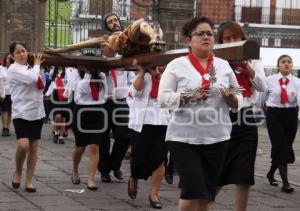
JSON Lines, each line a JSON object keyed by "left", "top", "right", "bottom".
{"left": 190, "top": 31, "right": 214, "bottom": 38}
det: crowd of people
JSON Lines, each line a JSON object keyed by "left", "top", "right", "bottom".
{"left": 0, "top": 15, "right": 299, "bottom": 211}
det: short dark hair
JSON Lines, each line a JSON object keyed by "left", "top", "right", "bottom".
{"left": 182, "top": 16, "right": 214, "bottom": 38}
{"left": 277, "top": 54, "right": 292, "bottom": 67}
{"left": 103, "top": 13, "right": 121, "bottom": 32}
{"left": 216, "top": 21, "right": 247, "bottom": 44}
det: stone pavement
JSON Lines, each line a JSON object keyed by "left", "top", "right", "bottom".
{"left": 0, "top": 122, "right": 299, "bottom": 211}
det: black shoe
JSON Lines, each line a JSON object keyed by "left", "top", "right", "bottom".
{"left": 267, "top": 173, "right": 278, "bottom": 186}
{"left": 12, "top": 173, "right": 20, "bottom": 189}
{"left": 127, "top": 178, "right": 137, "bottom": 199}
{"left": 5, "top": 128, "right": 11, "bottom": 136}
{"left": 165, "top": 174, "right": 173, "bottom": 184}
{"left": 53, "top": 134, "right": 59, "bottom": 144}
{"left": 281, "top": 186, "right": 295, "bottom": 193}
{"left": 71, "top": 175, "right": 80, "bottom": 185}
{"left": 25, "top": 187, "right": 36, "bottom": 193}
{"left": 58, "top": 137, "right": 65, "bottom": 144}
{"left": 149, "top": 196, "right": 162, "bottom": 209}
{"left": 12, "top": 181, "right": 20, "bottom": 189}
{"left": 1, "top": 128, "right": 7, "bottom": 137}
{"left": 113, "top": 170, "right": 123, "bottom": 180}
{"left": 101, "top": 174, "right": 111, "bottom": 183}
{"left": 87, "top": 185, "right": 98, "bottom": 191}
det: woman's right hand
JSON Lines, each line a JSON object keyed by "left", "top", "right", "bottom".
{"left": 33, "top": 53, "right": 45, "bottom": 65}
{"left": 132, "top": 59, "right": 146, "bottom": 76}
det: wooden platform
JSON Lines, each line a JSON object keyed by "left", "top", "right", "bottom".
{"left": 29, "top": 40, "right": 260, "bottom": 71}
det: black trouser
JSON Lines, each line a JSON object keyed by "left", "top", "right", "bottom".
{"left": 98, "top": 99, "right": 130, "bottom": 174}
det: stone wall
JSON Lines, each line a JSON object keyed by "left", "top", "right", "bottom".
{"left": 0, "top": 0, "right": 46, "bottom": 56}
{"left": 157, "top": 0, "right": 195, "bottom": 50}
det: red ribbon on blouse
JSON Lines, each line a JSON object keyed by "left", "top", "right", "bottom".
{"left": 188, "top": 52, "right": 214, "bottom": 89}
{"left": 110, "top": 69, "right": 118, "bottom": 88}
{"left": 230, "top": 63, "right": 253, "bottom": 97}
{"left": 56, "top": 76, "right": 65, "bottom": 101}
{"left": 150, "top": 75, "right": 160, "bottom": 99}
{"left": 90, "top": 82, "right": 99, "bottom": 101}
{"left": 279, "top": 78, "right": 289, "bottom": 104}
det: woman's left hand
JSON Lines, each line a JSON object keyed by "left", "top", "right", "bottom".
{"left": 33, "top": 53, "right": 45, "bottom": 65}
{"left": 220, "top": 87, "right": 238, "bottom": 108}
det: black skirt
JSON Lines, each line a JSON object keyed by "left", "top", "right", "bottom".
{"left": 167, "top": 140, "right": 227, "bottom": 201}
{"left": 0, "top": 95, "right": 12, "bottom": 112}
{"left": 219, "top": 108, "right": 258, "bottom": 186}
{"left": 130, "top": 125, "right": 167, "bottom": 180}
{"left": 266, "top": 107, "right": 298, "bottom": 165}
{"left": 73, "top": 104, "right": 105, "bottom": 147}
{"left": 13, "top": 118, "right": 44, "bottom": 140}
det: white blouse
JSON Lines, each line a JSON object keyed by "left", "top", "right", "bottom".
{"left": 74, "top": 73, "right": 108, "bottom": 105}
{"left": 158, "top": 56, "right": 243, "bottom": 145}
{"left": 0, "top": 66, "right": 11, "bottom": 95}
{"left": 241, "top": 60, "right": 267, "bottom": 107}
{"left": 0, "top": 73, "right": 5, "bottom": 98}
{"left": 44, "top": 72, "right": 68, "bottom": 97}
{"left": 264, "top": 73, "right": 300, "bottom": 108}
{"left": 128, "top": 73, "right": 170, "bottom": 132}
{"left": 8, "top": 63, "right": 45, "bottom": 120}
{"left": 106, "top": 69, "right": 135, "bottom": 100}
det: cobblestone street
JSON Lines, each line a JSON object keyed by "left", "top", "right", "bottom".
{"left": 0, "top": 122, "right": 299, "bottom": 210}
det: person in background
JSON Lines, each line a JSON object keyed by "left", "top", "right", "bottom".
{"left": 215, "top": 21, "right": 267, "bottom": 211}
{"left": 127, "top": 61, "right": 169, "bottom": 209}
{"left": 0, "top": 66, "right": 5, "bottom": 102}
{"left": 45, "top": 66, "right": 69, "bottom": 144}
{"left": 263, "top": 55, "right": 299, "bottom": 193}
{"left": 158, "top": 16, "right": 243, "bottom": 211}
{"left": 8, "top": 42, "right": 45, "bottom": 192}
{"left": 71, "top": 66, "right": 107, "bottom": 191}
{"left": 41, "top": 65, "right": 52, "bottom": 123}
{"left": 97, "top": 43, "right": 133, "bottom": 183}
{"left": 0, "top": 53, "right": 14, "bottom": 136}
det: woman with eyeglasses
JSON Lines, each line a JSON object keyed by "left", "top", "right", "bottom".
{"left": 158, "top": 16, "right": 243, "bottom": 211}
{"left": 215, "top": 21, "right": 267, "bottom": 211}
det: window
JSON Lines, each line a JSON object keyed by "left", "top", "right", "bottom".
{"left": 240, "top": 0, "right": 263, "bottom": 7}
{"left": 261, "top": 37, "right": 269, "bottom": 46}
{"left": 274, "top": 38, "right": 281, "bottom": 47}
{"left": 277, "top": 0, "right": 300, "bottom": 9}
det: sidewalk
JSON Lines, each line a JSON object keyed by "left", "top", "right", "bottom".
{"left": 0, "top": 123, "right": 299, "bottom": 210}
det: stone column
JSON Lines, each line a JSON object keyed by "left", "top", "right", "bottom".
{"left": 156, "top": 0, "right": 195, "bottom": 50}
{"left": 0, "top": 0, "right": 46, "bottom": 56}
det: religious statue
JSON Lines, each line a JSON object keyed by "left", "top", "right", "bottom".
{"left": 44, "top": 13, "right": 166, "bottom": 57}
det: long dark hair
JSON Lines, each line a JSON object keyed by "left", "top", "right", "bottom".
{"left": 216, "top": 21, "right": 247, "bottom": 44}
{"left": 2, "top": 53, "right": 14, "bottom": 67}
{"left": 51, "top": 66, "right": 66, "bottom": 81}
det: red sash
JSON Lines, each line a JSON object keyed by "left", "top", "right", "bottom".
{"left": 230, "top": 63, "right": 253, "bottom": 97}
{"left": 56, "top": 76, "right": 65, "bottom": 101}
{"left": 36, "top": 77, "right": 45, "bottom": 90}
{"left": 188, "top": 52, "right": 214, "bottom": 89}
{"left": 150, "top": 75, "right": 160, "bottom": 99}
{"left": 110, "top": 69, "right": 118, "bottom": 88}
{"left": 90, "top": 82, "right": 99, "bottom": 101}
{"left": 279, "top": 78, "right": 289, "bottom": 104}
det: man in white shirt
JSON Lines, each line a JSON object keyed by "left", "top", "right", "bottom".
{"left": 98, "top": 44, "right": 133, "bottom": 182}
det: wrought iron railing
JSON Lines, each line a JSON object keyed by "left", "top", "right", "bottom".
{"left": 234, "top": 5, "right": 300, "bottom": 25}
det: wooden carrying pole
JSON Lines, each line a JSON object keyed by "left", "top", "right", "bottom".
{"left": 29, "top": 40, "right": 259, "bottom": 70}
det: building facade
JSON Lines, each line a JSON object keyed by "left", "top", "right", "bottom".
{"left": 197, "top": 0, "right": 300, "bottom": 48}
